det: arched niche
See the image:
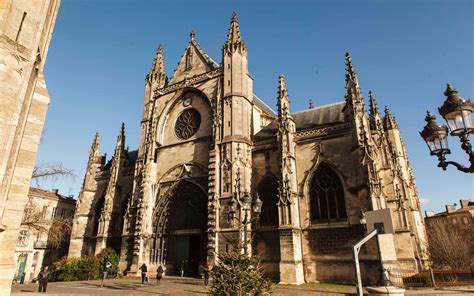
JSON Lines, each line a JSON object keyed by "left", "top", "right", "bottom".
{"left": 257, "top": 174, "right": 279, "bottom": 227}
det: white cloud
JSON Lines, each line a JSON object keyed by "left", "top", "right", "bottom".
{"left": 419, "top": 198, "right": 430, "bottom": 206}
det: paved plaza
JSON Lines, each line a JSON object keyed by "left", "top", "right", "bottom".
{"left": 10, "top": 277, "right": 473, "bottom": 296}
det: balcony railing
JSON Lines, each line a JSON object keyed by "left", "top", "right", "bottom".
{"left": 33, "top": 241, "right": 49, "bottom": 249}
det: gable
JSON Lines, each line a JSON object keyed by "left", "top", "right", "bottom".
{"left": 169, "top": 40, "right": 219, "bottom": 84}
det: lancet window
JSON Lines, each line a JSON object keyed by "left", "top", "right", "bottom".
{"left": 309, "top": 164, "right": 347, "bottom": 223}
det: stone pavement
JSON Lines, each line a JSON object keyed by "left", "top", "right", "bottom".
{"left": 10, "top": 277, "right": 473, "bottom": 295}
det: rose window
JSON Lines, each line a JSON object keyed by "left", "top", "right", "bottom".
{"left": 175, "top": 108, "right": 201, "bottom": 140}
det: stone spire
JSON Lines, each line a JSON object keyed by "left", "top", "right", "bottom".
{"left": 368, "top": 91, "right": 382, "bottom": 131}
{"left": 309, "top": 98, "right": 314, "bottom": 109}
{"left": 114, "top": 122, "right": 126, "bottom": 155}
{"left": 383, "top": 106, "right": 399, "bottom": 130}
{"left": 148, "top": 45, "right": 167, "bottom": 88}
{"left": 223, "top": 12, "right": 246, "bottom": 53}
{"left": 276, "top": 74, "right": 295, "bottom": 207}
{"left": 277, "top": 75, "right": 291, "bottom": 116}
{"left": 88, "top": 132, "right": 100, "bottom": 161}
{"left": 344, "top": 52, "right": 365, "bottom": 110}
{"left": 368, "top": 91, "right": 379, "bottom": 117}
{"left": 345, "top": 52, "right": 359, "bottom": 88}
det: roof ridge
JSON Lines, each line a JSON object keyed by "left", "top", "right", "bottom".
{"left": 253, "top": 94, "right": 276, "bottom": 115}
{"left": 291, "top": 100, "right": 345, "bottom": 115}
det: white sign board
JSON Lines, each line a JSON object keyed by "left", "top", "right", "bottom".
{"left": 365, "top": 208, "right": 394, "bottom": 234}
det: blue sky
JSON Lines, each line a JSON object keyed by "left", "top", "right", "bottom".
{"left": 38, "top": 0, "right": 472, "bottom": 213}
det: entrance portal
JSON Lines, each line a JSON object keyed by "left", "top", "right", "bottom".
{"left": 175, "top": 233, "right": 201, "bottom": 276}
{"left": 152, "top": 179, "right": 208, "bottom": 275}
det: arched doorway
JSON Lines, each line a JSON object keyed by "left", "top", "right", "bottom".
{"left": 152, "top": 179, "right": 208, "bottom": 276}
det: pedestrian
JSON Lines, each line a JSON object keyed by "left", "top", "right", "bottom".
{"left": 203, "top": 261, "right": 210, "bottom": 286}
{"left": 37, "top": 266, "right": 50, "bottom": 293}
{"left": 101, "top": 260, "right": 112, "bottom": 288}
{"left": 156, "top": 264, "right": 164, "bottom": 286}
{"left": 139, "top": 263, "right": 148, "bottom": 286}
{"left": 180, "top": 260, "right": 185, "bottom": 277}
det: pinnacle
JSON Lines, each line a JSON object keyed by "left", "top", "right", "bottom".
{"left": 117, "top": 123, "right": 125, "bottom": 143}
{"left": 345, "top": 51, "right": 357, "bottom": 84}
{"left": 383, "top": 106, "right": 399, "bottom": 130}
{"left": 190, "top": 30, "right": 196, "bottom": 41}
{"left": 91, "top": 132, "right": 100, "bottom": 152}
{"left": 278, "top": 74, "right": 287, "bottom": 94}
{"left": 368, "top": 91, "right": 379, "bottom": 116}
{"left": 226, "top": 12, "right": 243, "bottom": 45}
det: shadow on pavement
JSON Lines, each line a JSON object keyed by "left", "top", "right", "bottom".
{"left": 184, "top": 290, "right": 207, "bottom": 294}
{"left": 172, "top": 281, "right": 203, "bottom": 286}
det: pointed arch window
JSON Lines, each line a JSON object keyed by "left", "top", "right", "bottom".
{"left": 309, "top": 164, "right": 347, "bottom": 223}
{"left": 257, "top": 176, "right": 279, "bottom": 226}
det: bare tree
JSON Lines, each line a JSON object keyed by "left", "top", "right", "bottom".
{"left": 31, "top": 162, "right": 76, "bottom": 187}
{"left": 21, "top": 202, "right": 73, "bottom": 249}
{"left": 426, "top": 219, "right": 473, "bottom": 269}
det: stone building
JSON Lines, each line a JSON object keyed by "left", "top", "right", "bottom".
{"left": 69, "top": 13, "right": 429, "bottom": 284}
{"left": 14, "top": 188, "right": 75, "bottom": 284}
{"left": 0, "top": 1, "right": 60, "bottom": 294}
{"left": 425, "top": 199, "right": 473, "bottom": 266}
{"left": 425, "top": 199, "right": 473, "bottom": 228}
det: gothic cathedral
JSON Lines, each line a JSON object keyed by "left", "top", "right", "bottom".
{"left": 69, "top": 13, "right": 429, "bottom": 284}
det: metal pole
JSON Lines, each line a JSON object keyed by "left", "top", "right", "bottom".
{"left": 243, "top": 210, "right": 248, "bottom": 255}
{"left": 429, "top": 267, "right": 436, "bottom": 288}
{"left": 352, "top": 229, "right": 378, "bottom": 296}
{"left": 353, "top": 246, "right": 363, "bottom": 296}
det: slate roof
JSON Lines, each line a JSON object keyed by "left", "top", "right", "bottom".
{"left": 102, "top": 149, "right": 139, "bottom": 171}
{"left": 253, "top": 101, "right": 346, "bottom": 141}
{"left": 29, "top": 187, "right": 76, "bottom": 202}
{"left": 253, "top": 95, "right": 277, "bottom": 117}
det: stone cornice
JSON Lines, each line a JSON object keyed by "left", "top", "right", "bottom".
{"left": 295, "top": 123, "right": 351, "bottom": 141}
{"left": 154, "top": 68, "right": 223, "bottom": 97}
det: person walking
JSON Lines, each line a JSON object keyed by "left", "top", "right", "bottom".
{"left": 203, "top": 261, "right": 210, "bottom": 286}
{"left": 156, "top": 264, "right": 164, "bottom": 286}
{"left": 101, "top": 260, "right": 112, "bottom": 288}
{"left": 37, "top": 266, "right": 50, "bottom": 293}
{"left": 139, "top": 263, "right": 148, "bottom": 286}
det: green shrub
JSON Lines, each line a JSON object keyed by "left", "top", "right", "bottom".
{"left": 52, "top": 248, "right": 119, "bottom": 281}
{"left": 97, "top": 248, "right": 119, "bottom": 277}
{"left": 52, "top": 257, "right": 80, "bottom": 281}
{"left": 76, "top": 256, "right": 100, "bottom": 280}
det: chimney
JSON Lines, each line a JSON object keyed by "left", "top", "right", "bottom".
{"left": 459, "top": 199, "right": 471, "bottom": 209}
{"left": 445, "top": 204, "right": 457, "bottom": 213}
{"left": 425, "top": 211, "right": 434, "bottom": 218}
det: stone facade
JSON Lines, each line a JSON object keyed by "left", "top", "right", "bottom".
{"left": 0, "top": 1, "right": 60, "bottom": 295}
{"left": 14, "top": 188, "right": 75, "bottom": 284}
{"left": 69, "top": 13, "right": 429, "bottom": 284}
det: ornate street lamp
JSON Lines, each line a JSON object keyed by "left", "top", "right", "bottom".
{"left": 420, "top": 84, "right": 474, "bottom": 173}
{"left": 227, "top": 191, "right": 263, "bottom": 254}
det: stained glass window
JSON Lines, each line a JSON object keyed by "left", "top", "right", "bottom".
{"left": 310, "top": 164, "right": 347, "bottom": 223}
{"left": 175, "top": 108, "right": 201, "bottom": 140}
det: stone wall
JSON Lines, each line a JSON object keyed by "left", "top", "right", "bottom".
{"left": 0, "top": 1, "right": 60, "bottom": 294}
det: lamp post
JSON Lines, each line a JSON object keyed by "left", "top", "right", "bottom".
{"left": 420, "top": 84, "right": 474, "bottom": 173}
{"left": 228, "top": 191, "right": 263, "bottom": 254}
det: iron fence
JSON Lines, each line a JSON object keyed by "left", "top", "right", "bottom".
{"left": 386, "top": 267, "right": 474, "bottom": 287}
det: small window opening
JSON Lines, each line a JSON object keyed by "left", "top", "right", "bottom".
{"left": 15, "top": 12, "right": 27, "bottom": 42}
